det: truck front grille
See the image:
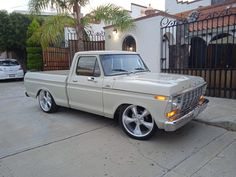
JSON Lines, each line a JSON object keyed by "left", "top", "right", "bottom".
{"left": 180, "top": 85, "right": 205, "bottom": 115}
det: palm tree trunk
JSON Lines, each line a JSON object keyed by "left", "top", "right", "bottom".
{"left": 73, "top": 3, "right": 84, "bottom": 51}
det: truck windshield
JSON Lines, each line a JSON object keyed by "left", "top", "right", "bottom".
{"left": 100, "top": 54, "right": 149, "bottom": 76}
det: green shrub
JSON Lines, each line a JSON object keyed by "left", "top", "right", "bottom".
{"left": 26, "top": 46, "right": 43, "bottom": 71}
{"left": 26, "top": 47, "right": 42, "bottom": 54}
{"left": 26, "top": 19, "right": 43, "bottom": 71}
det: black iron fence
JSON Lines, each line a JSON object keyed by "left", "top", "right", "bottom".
{"left": 160, "top": 9, "right": 236, "bottom": 99}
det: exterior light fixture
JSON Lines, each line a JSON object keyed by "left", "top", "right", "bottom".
{"left": 154, "top": 95, "right": 168, "bottom": 101}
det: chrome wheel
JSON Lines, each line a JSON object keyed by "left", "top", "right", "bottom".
{"left": 38, "top": 90, "right": 53, "bottom": 112}
{"left": 121, "top": 105, "right": 155, "bottom": 139}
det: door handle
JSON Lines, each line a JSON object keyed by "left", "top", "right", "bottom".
{"left": 87, "top": 77, "right": 94, "bottom": 81}
{"left": 87, "top": 77, "right": 97, "bottom": 82}
{"left": 72, "top": 80, "right": 78, "bottom": 82}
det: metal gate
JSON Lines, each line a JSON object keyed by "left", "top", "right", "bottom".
{"left": 67, "top": 30, "right": 105, "bottom": 63}
{"left": 160, "top": 9, "right": 236, "bottom": 99}
{"left": 42, "top": 30, "right": 105, "bottom": 70}
{"left": 83, "top": 31, "right": 105, "bottom": 51}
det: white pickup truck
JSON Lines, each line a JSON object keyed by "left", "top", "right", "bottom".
{"left": 25, "top": 51, "right": 208, "bottom": 140}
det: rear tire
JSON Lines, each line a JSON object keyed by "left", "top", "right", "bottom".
{"left": 119, "top": 104, "right": 157, "bottom": 140}
{"left": 38, "top": 90, "right": 58, "bottom": 113}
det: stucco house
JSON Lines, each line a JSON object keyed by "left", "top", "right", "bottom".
{"left": 104, "top": 3, "right": 171, "bottom": 72}
{"left": 104, "top": 0, "right": 235, "bottom": 72}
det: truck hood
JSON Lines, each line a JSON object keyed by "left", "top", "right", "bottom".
{"left": 112, "top": 72, "right": 205, "bottom": 96}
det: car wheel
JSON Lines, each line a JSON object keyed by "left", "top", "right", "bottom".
{"left": 119, "top": 105, "right": 157, "bottom": 140}
{"left": 38, "top": 90, "right": 58, "bottom": 113}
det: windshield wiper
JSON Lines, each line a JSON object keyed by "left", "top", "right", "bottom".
{"left": 134, "top": 67, "right": 145, "bottom": 71}
{"left": 132, "top": 67, "right": 149, "bottom": 73}
{"left": 111, "top": 68, "right": 149, "bottom": 75}
{"left": 112, "top": 69, "right": 129, "bottom": 72}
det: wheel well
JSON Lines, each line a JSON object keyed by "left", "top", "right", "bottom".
{"left": 114, "top": 104, "right": 156, "bottom": 124}
{"left": 36, "top": 89, "right": 42, "bottom": 97}
{"left": 113, "top": 104, "right": 130, "bottom": 122}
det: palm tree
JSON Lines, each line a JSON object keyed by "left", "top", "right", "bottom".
{"left": 28, "top": 0, "right": 134, "bottom": 49}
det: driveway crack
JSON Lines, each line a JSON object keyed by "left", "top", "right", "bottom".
{"left": 189, "top": 139, "right": 236, "bottom": 177}
{"left": 125, "top": 137, "right": 170, "bottom": 172}
{"left": 158, "top": 131, "right": 228, "bottom": 177}
{"left": 0, "top": 124, "right": 111, "bottom": 160}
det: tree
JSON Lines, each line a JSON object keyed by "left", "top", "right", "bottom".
{"left": 26, "top": 18, "right": 43, "bottom": 70}
{"left": 0, "top": 11, "right": 31, "bottom": 67}
{"left": 0, "top": 10, "right": 11, "bottom": 56}
{"left": 37, "top": 14, "right": 76, "bottom": 48}
{"left": 28, "top": 0, "right": 134, "bottom": 49}
{"left": 27, "top": 18, "right": 41, "bottom": 41}
{"left": 8, "top": 13, "right": 31, "bottom": 53}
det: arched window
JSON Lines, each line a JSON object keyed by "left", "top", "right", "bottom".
{"left": 122, "top": 36, "right": 136, "bottom": 52}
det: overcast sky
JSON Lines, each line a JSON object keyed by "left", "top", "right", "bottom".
{"left": 0, "top": 0, "right": 165, "bottom": 14}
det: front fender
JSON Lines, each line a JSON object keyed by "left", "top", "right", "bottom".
{"left": 103, "top": 89, "right": 168, "bottom": 126}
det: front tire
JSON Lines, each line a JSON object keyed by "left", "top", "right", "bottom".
{"left": 38, "top": 90, "right": 58, "bottom": 113}
{"left": 119, "top": 105, "right": 157, "bottom": 140}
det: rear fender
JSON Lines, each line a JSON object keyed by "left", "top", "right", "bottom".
{"left": 36, "top": 87, "right": 56, "bottom": 101}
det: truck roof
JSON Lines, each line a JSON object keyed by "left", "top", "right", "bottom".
{"left": 75, "top": 50, "right": 137, "bottom": 55}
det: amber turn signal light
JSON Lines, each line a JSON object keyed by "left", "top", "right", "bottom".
{"left": 199, "top": 95, "right": 205, "bottom": 105}
{"left": 166, "top": 109, "right": 178, "bottom": 118}
{"left": 155, "top": 95, "right": 167, "bottom": 101}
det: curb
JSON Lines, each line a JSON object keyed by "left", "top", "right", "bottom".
{"left": 194, "top": 119, "right": 236, "bottom": 132}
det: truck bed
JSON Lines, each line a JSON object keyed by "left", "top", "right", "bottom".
{"left": 24, "top": 70, "right": 70, "bottom": 107}
{"left": 41, "top": 70, "right": 70, "bottom": 75}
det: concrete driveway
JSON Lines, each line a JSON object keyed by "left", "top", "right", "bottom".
{"left": 0, "top": 81, "right": 235, "bottom": 177}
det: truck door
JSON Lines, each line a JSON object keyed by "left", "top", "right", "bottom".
{"left": 67, "top": 56, "right": 103, "bottom": 115}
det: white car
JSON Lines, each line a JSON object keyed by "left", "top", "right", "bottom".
{"left": 24, "top": 51, "right": 208, "bottom": 140}
{"left": 0, "top": 59, "right": 24, "bottom": 80}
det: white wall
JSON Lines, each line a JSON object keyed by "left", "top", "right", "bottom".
{"left": 87, "top": 21, "right": 105, "bottom": 33}
{"left": 165, "top": 0, "right": 211, "bottom": 14}
{"left": 105, "top": 16, "right": 163, "bottom": 73}
{"left": 0, "top": 51, "right": 13, "bottom": 59}
{"left": 130, "top": 4, "right": 146, "bottom": 18}
{"left": 0, "top": 52, "right": 7, "bottom": 59}
{"left": 64, "top": 27, "right": 77, "bottom": 47}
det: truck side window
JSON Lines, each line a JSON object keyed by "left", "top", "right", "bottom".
{"left": 76, "top": 56, "right": 101, "bottom": 77}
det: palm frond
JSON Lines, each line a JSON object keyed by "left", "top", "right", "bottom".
{"left": 28, "top": 0, "right": 89, "bottom": 14}
{"left": 28, "top": 0, "right": 51, "bottom": 14}
{"left": 82, "top": 4, "right": 134, "bottom": 31}
{"left": 32, "top": 14, "right": 76, "bottom": 48}
{"left": 67, "top": 0, "right": 89, "bottom": 7}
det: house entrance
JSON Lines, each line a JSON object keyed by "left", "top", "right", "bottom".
{"left": 122, "top": 36, "right": 136, "bottom": 52}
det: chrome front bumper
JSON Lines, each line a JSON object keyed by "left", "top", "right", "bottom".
{"left": 164, "top": 99, "right": 209, "bottom": 131}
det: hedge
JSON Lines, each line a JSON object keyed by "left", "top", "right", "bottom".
{"left": 27, "top": 46, "right": 43, "bottom": 71}
{"left": 26, "top": 47, "right": 42, "bottom": 54}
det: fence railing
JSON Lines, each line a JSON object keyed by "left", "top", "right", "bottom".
{"left": 83, "top": 31, "right": 105, "bottom": 51}
{"left": 42, "top": 30, "right": 105, "bottom": 71}
{"left": 43, "top": 47, "right": 70, "bottom": 70}
{"left": 162, "top": 68, "right": 236, "bottom": 98}
{"left": 160, "top": 9, "right": 236, "bottom": 98}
